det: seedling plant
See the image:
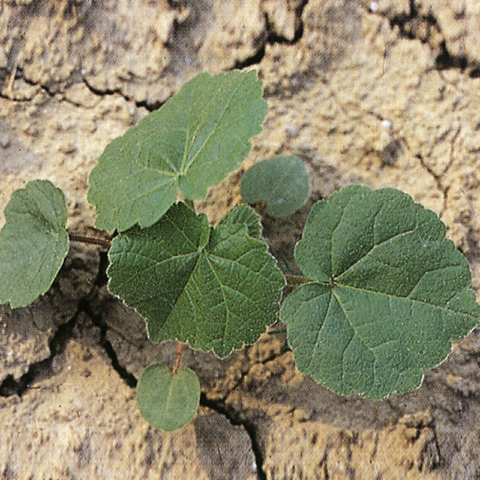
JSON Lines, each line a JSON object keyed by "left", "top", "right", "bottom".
{"left": 1, "top": 70, "right": 479, "bottom": 431}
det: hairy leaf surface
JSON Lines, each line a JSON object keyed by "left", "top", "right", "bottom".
{"left": 0, "top": 180, "right": 69, "bottom": 308}
{"left": 107, "top": 202, "right": 285, "bottom": 357}
{"left": 88, "top": 70, "right": 267, "bottom": 231}
{"left": 136, "top": 363, "right": 200, "bottom": 431}
{"left": 241, "top": 156, "right": 310, "bottom": 218}
{"left": 280, "top": 185, "right": 480, "bottom": 399}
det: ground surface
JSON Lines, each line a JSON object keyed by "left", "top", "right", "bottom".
{"left": 1, "top": 0, "right": 480, "bottom": 479}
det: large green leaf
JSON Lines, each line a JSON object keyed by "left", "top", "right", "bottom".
{"left": 107, "top": 202, "right": 285, "bottom": 357}
{"left": 0, "top": 180, "right": 69, "bottom": 308}
{"left": 137, "top": 363, "right": 200, "bottom": 431}
{"left": 280, "top": 185, "right": 480, "bottom": 399}
{"left": 240, "top": 156, "right": 310, "bottom": 218}
{"left": 88, "top": 70, "right": 267, "bottom": 232}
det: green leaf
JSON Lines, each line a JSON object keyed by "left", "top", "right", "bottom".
{"left": 107, "top": 202, "right": 285, "bottom": 357}
{"left": 88, "top": 70, "right": 267, "bottom": 231}
{"left": 240, "top": 156, "right": 310, "bottom": 218}
{"left": 0, "top": 180, "right": 69, "bottom": 308}
{"left": 218, "top": 204, "right": 262, "bottom": 239}
{"left": 136, "top": 363, "right": 200, "bottom": 431}
{"left": 280, "top": 185, "right": 480, "bottom": 399}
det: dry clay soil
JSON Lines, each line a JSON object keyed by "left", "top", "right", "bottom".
{"left": 2, "top": 0, "right": 480, "bottom": 479}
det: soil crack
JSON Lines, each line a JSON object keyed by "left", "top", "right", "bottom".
{"left": 200, "top": 393, "right": 268, "bottom": 480}
{"left": 234, "top": 0, "right": 309, "bottom": 70}
{"left": 81, "top": 76, "right": 163, "bottom": 112}
{"left": 366, "top": 0, "right": 479, "bottom": 77}
{"left": 81, "top": 297, "right": 138, "bottom": 389}
{"left": 0, "top": 247, "right": 137, "bottom": 398}
{"left": 0, "top": 304, "right": 81, "bottom": 397}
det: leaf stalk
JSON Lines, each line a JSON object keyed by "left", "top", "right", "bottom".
{"left": 284, "top": 274, "right": 310, "bottom": 287}
{"left": 172, "top": 342, "right": 184, "bottom": 376}
{"left": 68, "top": 233, "right": 112, "bottom": 249}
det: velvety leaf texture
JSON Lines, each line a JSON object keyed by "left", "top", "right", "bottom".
{"left": 107, "top": 202, "right": 285, "bottom": 357}
{"left": 88, "top": 70, "right": 267, "bottom": 232}
{"left": 0, "top": 180, "right": 69, "bottom": 308}
{"left": 136, "top": 363, "right": 200, "bottom": 431}
{"left": 280, "top": 185, "right": 480, "bottom": 399}
{"left": 240, "top": 156, "right": 310, "bottom": 218}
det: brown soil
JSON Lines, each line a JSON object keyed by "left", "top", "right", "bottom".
{"left": 1, "top": 1, "right": 480, "bottom": 479}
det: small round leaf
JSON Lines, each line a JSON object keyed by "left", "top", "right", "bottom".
{"left": 0, "top": 180, "right": 69, "bottom": 308}
{"left": 137, "top": 363, "right": 200, "bottom": 432}
{"left": 240, "top": 156, "right": 310, "bottom": 218}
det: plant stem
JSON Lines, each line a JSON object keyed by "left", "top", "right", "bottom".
{"left": 284, "top": 274, "right": 310, "bottom": 287}
{"left": 68, "top": 233, "right": 112, "bottom": 249}
{"left": 172, "top": 342, "right": 183, "bottom": 375}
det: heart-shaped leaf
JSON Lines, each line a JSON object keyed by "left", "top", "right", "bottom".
{"left": 0, "top": 180, "right": 69, "bottom": 308}
{"left": 280, "top": 185, "right": 480, "bottom": 399}
{"left": 241, "top": 156, "right": 310, "bottom": 218}
{"left": 107, "top": 202, "right": 285, "bottom": 357}
{"left": 88, "top": 70, "right": 267, "bottom": 231}
{"left": 136, "top": 363, "right": 200, "bottom": 431}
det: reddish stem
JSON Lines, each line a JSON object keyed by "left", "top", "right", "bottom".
{"left": 172, "top": 342, "right": 183, "bottom": 375}
{"left": 68, "top": 233, "right": 112, "bottom": 249}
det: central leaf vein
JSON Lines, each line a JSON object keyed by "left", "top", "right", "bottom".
{"left": 305, "top": 291, "right": 334, "bottom": 371}
{"left": 205, "top": 254, "right": 230, "bottom": 352}
{"left": 182, "top": 76, "right": 246, "bottom": 174}
{"left": 337, "top": 283, "right": 470, "bottom": 315}
{"left": 137, "top": 142, "right": 179, "bottom": 175}
{"left": 333, "top": 288, "right": 401, "bottom": 392}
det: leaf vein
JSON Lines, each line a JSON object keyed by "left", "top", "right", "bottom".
{"left": 182, "top": 75, "right": 246, "bottom": 174}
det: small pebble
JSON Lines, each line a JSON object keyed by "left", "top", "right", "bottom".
{"left": 370, "top": 2, "right": 378, "bottom": 12}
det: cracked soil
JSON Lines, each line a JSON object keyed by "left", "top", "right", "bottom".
{"left": 2, "top": 0, "right": 480, "bottom": 479}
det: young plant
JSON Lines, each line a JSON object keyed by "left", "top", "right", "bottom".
{"left": 0, "top": 70, "right": 479, "bottom": 432}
